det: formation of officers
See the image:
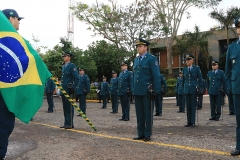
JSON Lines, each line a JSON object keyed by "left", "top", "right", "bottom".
{"left": 44, "top": 17, "right": 240, "bottom": 156}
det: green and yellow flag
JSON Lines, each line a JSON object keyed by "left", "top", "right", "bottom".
{"left": 0, "top": 11, "right": 51, "bottom": 123}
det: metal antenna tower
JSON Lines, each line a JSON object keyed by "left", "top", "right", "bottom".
{"left": 67, "top": 0, "right": 75, "bottom": 46}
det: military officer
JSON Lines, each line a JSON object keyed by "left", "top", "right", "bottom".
{"left": 196, "top": 79, "right": 206, "bottom": 110}
{"left": 177, "top": 71, "right": 185, "bottom": 113}
{"left": 132, "top": 38, "right": 161, "bottom": 141}
{"left": 182, "top": 54, "right": 203, "bottom": 127}
{"left": 118, "top": 61, "right": 132, "bottom": 121}
{"left": 110, "top": 71, "right": 119, "bottom": 114}
{"left": 100, "top": 76, "right": 109, "bottom": 109}
{"left": 225, "top": 17, "right": 240, "bottom": 156}
{"left": 60, "top": 50, "right": 79, "bottom": 129}
{"left": 226, "top": 75, "right": 235, "bottom": 115}
{"left": 207, "top": 61, "right": 226, "bottom": 121}
{"left": 76, "top": 68, "right": 90, "bottom": 116}
{"left": 0, "top": 9, "right": 24, "bottom": 159}
{"left": 45, "top": 78, "right": 56, "bottom": 113}
{"left": 154, "top": 74, "right": 167, "bottom": 116}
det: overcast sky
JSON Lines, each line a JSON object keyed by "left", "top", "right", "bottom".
{"left": 1, "top": 0, "right": 239, "bottom": 51}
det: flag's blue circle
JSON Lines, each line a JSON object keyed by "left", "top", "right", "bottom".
{"left": 0, "top": 37, "right": 29, "bottom": 83}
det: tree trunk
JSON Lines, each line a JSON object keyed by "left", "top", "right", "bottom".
{"left": 166, "top": 46, "right": 173, "bottom": 77}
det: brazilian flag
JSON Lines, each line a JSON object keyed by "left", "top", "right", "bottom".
{"left": 0, "top": 11, "right": 51, "bottom": 123}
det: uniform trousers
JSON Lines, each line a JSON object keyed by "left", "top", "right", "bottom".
{"left": 119, "top": 94, "right": 130, "bottom": 119}
{"left": 228, "top": 93, "right": 235, "bottom": 114}
{"left": 233, "top": 94, "right": 240, "bottom": 150}
{"left": 135, "top": 95, "right": 153, "bottom": 138}
{"left": 78, "top": 94, "right": 86, "bottom": 114}
{"left": 111, "top": 94, "right": 118, "bottom": 113}
{"left": 209, "top": 94, "right": 222, "bottom": 119}
{"left": 0, "top": 94, "right": 15, "bottom": 159}
{"left": 61, "top": 94, "right": 74, "bottom": 127}
{"left": 178, "top": 94, "right": 185, "bottom": 111}
{"left": 185, "top": 93, "right": 197, "bottom": 125}
{"left": 155, "top": 94, "right": 163, "bottom": 114}
{"left": 46, "top": 93, "right": 54, "bottom": 112}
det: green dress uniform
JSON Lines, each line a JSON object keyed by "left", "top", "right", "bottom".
{"left": 110, "top": 73, "right": 119, "bottom": 113}
{"left": 100, "top": 80, "right": 109, "bottom": 108}
{"left": 226, "top": 76, "right": 235, "bottom": 115}
{"left": 177, "top": 75, "right": 185, "bottom": 112}
{"left": 225, "top": 18, "right": 240, "bottom": 152}
{"left": 154, "top": 74, "right": 167, "bottom": 116}
{"left": 133, "top": 44, "right": 161, "bottom": 140}
{"left": 76, "top": 73, "right": 90, "bottom": 115}
{"left": 182, "top": 55, "right": 203, "bottom": 127}
{"left": 61, "top": 58, "right": 79, "bottom": 128}
{"left": 207, "top": 66, "right": 226, "bottom": 120}
{"left": 196, "top": 79, "right": 206, "bottom": 110}
{"left": 45, "top": 78, "right": 56, "bottom": 112}
{"left": 117, "top": 68, "right": 132, "bottom": 120}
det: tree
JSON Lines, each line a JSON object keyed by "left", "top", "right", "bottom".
{"left": 209, "top": 6, "right": 240, "bottom": 46}
{"left": 85, "top": 40, "right": 127, "bottom": 81}
{"left": 145, "top": 0, "right": 222, "bottom": 76}
{"left": 173, "top": 25, "right": 214, "bottom": 77}
{"left": 72, "top": 0, "right": 163, "bottom": 65}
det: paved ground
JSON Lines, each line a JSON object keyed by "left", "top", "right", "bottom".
{"left": 5, "top": 96, "right": 240, "bottom": 160}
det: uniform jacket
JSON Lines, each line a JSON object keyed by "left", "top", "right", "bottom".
{"left": 61, "top": 62, "right": 80, "bottom": 92}
{"left": 177, "top": 77, "right": 184, "bottom": 95}
{"left": 159, "top": 74, "right": 167, "bottom": 94}
{"left": 110, "top": 77, "right": 118, "bottom": 95}
{"left": 132, "top": 52, "right": 161, "bottom": 95}
{"left": 225, "top": 40, "right": 240, "bottom": 94}
{"left": 76, "top": 74, "right": 90, "bottom": 95}
{"left": 100, "top": 81, "right": 109, "bottom": 96}
{"left": 207, "top": 70, "right": 226, "bottom": 95}
{"left": 117, "top": 70, "right": 132, "bottom": 96}
{"left": 182, "top": 65, "right": 203, "bottom": 94}
{"left": 45, "top": 78, "right": 56, "bottom": 94}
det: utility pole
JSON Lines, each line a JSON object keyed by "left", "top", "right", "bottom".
{"left": 67, "top": 0, "right": 75, "bottom": 46}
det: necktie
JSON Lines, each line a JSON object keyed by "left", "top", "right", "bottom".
{"left": 188, "top": 67, "right": 190, "bottom": 73}
{"left": 139, "top": 56, "right": 142, "bottom": 62}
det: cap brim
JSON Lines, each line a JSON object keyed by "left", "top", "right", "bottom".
{"left": 18, "top": 17, "right": 24, "bottom": 21}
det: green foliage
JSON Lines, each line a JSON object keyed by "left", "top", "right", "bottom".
{"left": 209, "top": 6, "right": 240, "bottom": 46}
{"left": 166, "top": 78, "right": 177, "bottom": 85}
{"left": 72, "top": 0, "right": 163, "bottom": 63}
{"left": 85, "top": 40, "right": 128, "bottom": 81}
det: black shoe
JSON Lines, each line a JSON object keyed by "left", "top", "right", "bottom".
{"left": 177, "top": 110, "right": 182, "bottom": 113}
{"left": 196, "top": 107, "right": 201, "bottom": 110}
{"left": 144, "top": 136, "right": 151, "bottom": 141}
{"left": 209, "top": 117, "right": 215, "bottom": 120}
{"left": 101, "top": 107, "right": 106, "bottom": 109}
{"left": 191, "top": 124, "right": 195, "bottom": 128}
{"left": 46, "top": 111, "right": 53, "bottom": 113}
{"left": 119, "top": 118, "right": 124, "bottom": 121}
{"left": 133, "top": 136, "right": 144, "bottom": 140}
{"left": 77, "top": 114, "right": 82, "bottom": 117}
{"left": 215, "top": 118, "right": 219, "bottom": 121}
{"left": 113, "top": 112, "right": 118, "bottom": 114}
{"left": 184, "top": 124, "right": 191, "bottom": 127}
{"left": 65, "top": 126, "right": 74, "bottom": 129}
{"left": 60, "top": 126, "right": 66, "bottom": 128}
{"left": 230, "top": 150, "right": 240, "bottom": 156}
{"left": 124, "top": 118, "right": 129, "bottom": 121}
{"left": 229, "top": 112, "right": 235, "bottom": 115}
{"left": 110, "top": 112, "right": 114, "bottom": 113}
{"left": 154, "top": 114, "right": 160, "bottom": 116}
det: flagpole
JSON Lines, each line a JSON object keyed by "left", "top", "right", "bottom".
{"left": 51, "top": 77, "right": 97, "bottom": 131}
